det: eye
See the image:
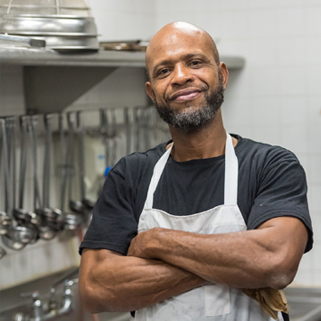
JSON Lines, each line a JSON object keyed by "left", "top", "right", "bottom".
{"left": 190, "top": 60, "right": 203, "bottom": 67}
{"left": 157, "top": 68, "right": 171, "bottom": 78}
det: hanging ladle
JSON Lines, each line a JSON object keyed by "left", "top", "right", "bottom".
{"left": 76, "top": 111, "right": 95, "bottom": 211}
{"left": 0, "top": 119, "right": 12, "bottom": 235}
{"left": 8, "top": 116, "right": 38, "bottom": 242}
{"left": 33, "top": 114, "right": 61, "bottom": 240}
{"left": 13, "top": 116, "right": 41, "bottom": 227}
{"left": 60, "top": 113, "right": 83, "bottom": 231}
{"left": 67, "top": 112, "right": 85, "bottom": 215}
{"left": 0, "top": 118, "right": 26, "bottom": 250}
{"left": 37, "top": 115, "right": 62, "bottom": 224}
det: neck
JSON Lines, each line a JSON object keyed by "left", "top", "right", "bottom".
{"left": 168, "top": 109, "right": 234, "bottom": 162}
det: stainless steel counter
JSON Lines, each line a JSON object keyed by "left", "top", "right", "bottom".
{"left": 285, "top": 287, "right": 321, "bottom": 321}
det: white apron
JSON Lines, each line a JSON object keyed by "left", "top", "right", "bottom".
{"left": 134, "top": 133, "right": 271, "bottom": 321}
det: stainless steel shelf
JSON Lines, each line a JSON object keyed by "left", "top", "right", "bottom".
{"left": 0, "top": 47, "right": 245, "bottom": 114}
{"left": 0, "top": 47, "right": 245, "bottom": 69}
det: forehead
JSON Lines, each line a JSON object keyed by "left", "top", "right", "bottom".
{"left": 146, "top": 28, "right": 215, "bottom": 70}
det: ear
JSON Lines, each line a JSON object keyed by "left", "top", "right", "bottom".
{"left": 219, "top": 62, "right": 229, "bottom": 89}
{"left": 145, "top": 82, "right": 155, "bottom": 101}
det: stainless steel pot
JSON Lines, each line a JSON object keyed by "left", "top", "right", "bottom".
{"left": 0, "top": 15, "right": 99, "bottom": 50}
{"left": 0, "top": 15, "right": 97, "bottom": 35}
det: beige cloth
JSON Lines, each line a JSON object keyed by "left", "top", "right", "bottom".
{"left": 243, "top": 288, "right": 288, "bottom": 320}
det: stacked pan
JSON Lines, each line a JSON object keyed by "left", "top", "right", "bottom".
{"left": 0, "top": 0, "right": 99, "bottom": 51}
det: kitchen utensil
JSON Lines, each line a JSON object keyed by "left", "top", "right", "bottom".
{"left": 67, "top": 112, "right": 85, "bottom": 214}
{"left": 111, "top": 108, "right": 117, "bottom": 166}
{"left": 0, "top": 15, "right": 99, "bottom": 50}
{"left": 62, "top": 213, "right": 82, "bottom": 230}
{"left": 57, "top": 113, "right": 83, "bottom": 231}
{"left": 0, "top": 211, "right": 12, "bottom": 235}
{"left": 13, "top": 116, "right": 42, "bottom": 226}
{"left": 34, "top": 114, "right": 62, "bottom": 240}
{"left": 99, "top": 109, "right": 109, "bottom": 168}
{"left": 0, "top": 33, "right": 46, "bottom": 48}
{"left": 1, "top": 234, "right": 25, "bottom": 250}
{"left": 28, "top": 116, "right": 42, "bottom": 211}
{"left": 0, "top": 119, "right": 12, "bottom": 218}
{"left": 0, "top": 16, "right": 96, "bottom": 34}
{"left": 6, "top": 224, "right": 38, "bottom": 244}
{"left": 124, "top": 107, "right": 131, "bottom": 155}
{"left": 134, "top": 106, "right": 141, "bottom": 152}
{"left": 59, "top": 113, "right": 67, "bottom": 212}
{"left": 0, "top": 119, "right": 27, "bottom": 250}
{"left": 76, "top": 111, "right": 95, "bottom": 210}
{"left": 99, "top": 40, "right": 147, "bottom": 52}
{"left": 6, "top": 117, "right": 16, "bottom": 215}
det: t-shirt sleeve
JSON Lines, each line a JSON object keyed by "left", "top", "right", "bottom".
{"left": 79, "top": 158, "right": 138, "bottom": 255}
{"left": 247, "top": 147, "right": 313, "bottom": 252}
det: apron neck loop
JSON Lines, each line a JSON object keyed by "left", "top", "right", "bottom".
{"left": 144, "top": 133, "right": 238, "bottom": 209}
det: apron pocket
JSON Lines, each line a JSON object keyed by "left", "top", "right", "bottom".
{"left": 204, "top": 283, "right": 231, "bottom": 316}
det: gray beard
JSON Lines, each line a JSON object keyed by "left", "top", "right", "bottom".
{"left": 154, "top": 76, "right": 224, "bottom": 132}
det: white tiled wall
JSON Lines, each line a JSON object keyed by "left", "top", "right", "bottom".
{"left": 154, "top": 0, "right": 321, "bottom": 286}
{"left": 1, "top": 0, "right": 321, "bottom": 290}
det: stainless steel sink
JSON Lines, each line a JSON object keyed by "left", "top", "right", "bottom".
{"left": 1, "top": 274, "right": 320, "bottom": 321}
{"left": 285, "top": 287, "right": 321, "bottom": 321}
{"left": 0, "top": 267, "right": 130, "bottom": 321}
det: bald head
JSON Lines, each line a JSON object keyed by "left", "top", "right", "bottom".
{"left": 145, "top": 22, "right": 220, "bottom": 80}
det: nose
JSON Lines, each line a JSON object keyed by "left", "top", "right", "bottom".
{"left": 171, "top": 64, "right": 193, "bottom": 86}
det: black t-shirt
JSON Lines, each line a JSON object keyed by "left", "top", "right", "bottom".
{"left": 80, "top": 135, "right": 313, "bottom": 255}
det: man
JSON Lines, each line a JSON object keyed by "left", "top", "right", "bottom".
{"left": 79, "top": 22, "right": 313, "bottom": 321}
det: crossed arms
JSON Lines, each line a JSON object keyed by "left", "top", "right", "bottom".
{"left": 79, "top": 216, "right": 307, "bottom": 313}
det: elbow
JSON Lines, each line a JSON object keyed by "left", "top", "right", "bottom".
{"left": 79, "top": 277, "right": 114, "bottom": 314}
{"left": 265, "top": 255, "right": 298, "bottom": 290}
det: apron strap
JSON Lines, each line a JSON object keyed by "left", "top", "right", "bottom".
{"left": 224, "top": 133, "right": 238, "bottom": 205}
{"left": 144, "top": 144, "right": 173, "bottom": 209}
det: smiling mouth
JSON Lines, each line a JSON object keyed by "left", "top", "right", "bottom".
{"left": 170, "top": 89, "right": 203, "bottom": 102}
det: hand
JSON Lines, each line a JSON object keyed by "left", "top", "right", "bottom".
{"left": 127, "top": 228, "right": 161, "bottom": 259}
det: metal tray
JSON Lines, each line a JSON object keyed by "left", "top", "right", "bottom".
{"left": 0, "top": 15, "right": 97, "bottom": 35}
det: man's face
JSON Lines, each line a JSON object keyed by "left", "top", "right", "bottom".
{"left": 145, "top": 26, "right": 228, "bottom": 131}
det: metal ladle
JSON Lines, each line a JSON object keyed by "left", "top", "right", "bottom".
{"left": 76, "top": 111, "right": 95, "bottom": 211}
{"left": 13, "top": 116, "right": 41, "bottom": 227}
{"left": 8, "top": 116, "right": 39, "bottom": 245}
{"left": 0, "top": 120, "right": 12, "bottom": 235}
{"left": 34, "top": 114, "right": 61, "bottom": 240}
{"left": 60, "top": 113, "right": 83, "bottom": 231}
{"left": 67, "top": 112, "right": 85, "bottom": 215}
{"left": 0, "top": 118, "right": 26, "bottom": 251}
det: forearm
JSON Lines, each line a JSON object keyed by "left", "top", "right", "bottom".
{"left": 79, "top": 249, "right": 205, "bottom": 313}
{"left": 128, "top": 217, "right": 307, "bottom": 290}
{"left": 144, "top": 229, "right": 276, "bottom": 288}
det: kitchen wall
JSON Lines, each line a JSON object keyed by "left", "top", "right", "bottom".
{"left": 0, "top": 0, "right": 320, "bottom": 290}
{"left": 154, "top": 0, "right": 321, "bottom": 286}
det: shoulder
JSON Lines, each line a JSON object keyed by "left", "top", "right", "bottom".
{"left": 110, "top": 142, "right": 167, "bottom": 182}
{"left": 235, "top": 135, "right": 301, "bottom": 169}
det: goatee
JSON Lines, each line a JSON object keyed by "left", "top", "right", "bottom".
{"left": 154, "top": 73, "right": 225, "bottom": 132}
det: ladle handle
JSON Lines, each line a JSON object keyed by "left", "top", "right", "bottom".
{"left": 18, "top": 117, "right": 28, "bottom": 209}
{"left": 0, "top": 119, "right": 11, "bottom": 216}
